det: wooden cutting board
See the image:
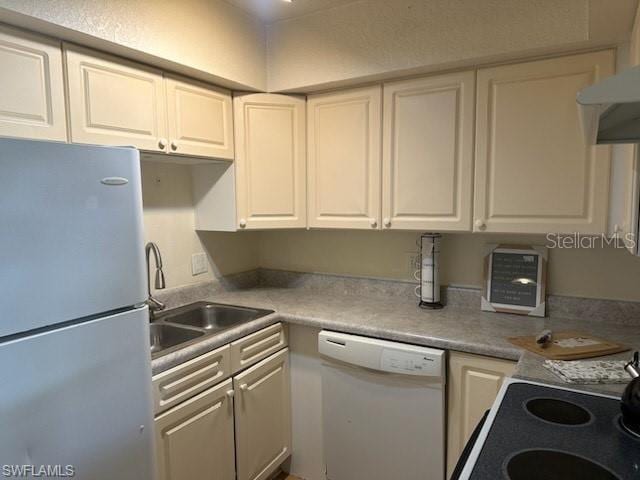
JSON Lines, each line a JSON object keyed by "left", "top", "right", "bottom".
{"left": 508, "top": 330, "right": 629, "bottom": 360}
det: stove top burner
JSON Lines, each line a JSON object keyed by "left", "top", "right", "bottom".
{"left": 505, "top": 449, "right": 620, "bottom": 480}
{"left": 525, "top": 398, "right": 591, "bottom": 426}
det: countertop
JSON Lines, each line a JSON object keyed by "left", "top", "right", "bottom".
{"left": 151, "top": 286, "right": 639, "bottom": 396}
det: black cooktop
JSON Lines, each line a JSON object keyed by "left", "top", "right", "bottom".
{"left": 468, "top": 382, "right": 640, "bottom": 480}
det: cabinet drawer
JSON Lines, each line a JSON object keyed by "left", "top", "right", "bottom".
{"left": 152, "top": 344, "right": 230, "bottom": 415}
{"left": 231, "top": 323, "right": 288, "bottom": 373}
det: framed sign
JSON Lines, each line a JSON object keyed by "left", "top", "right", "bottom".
{"left": 481, "top": 244, "right": 547, "bottom": 317}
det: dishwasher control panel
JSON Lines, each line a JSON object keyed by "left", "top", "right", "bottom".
{"left": 319, "top": 330, "right": 444, "bottom": 377}
{"left": 381, "top": 349, "right": 437, "bottom": 375}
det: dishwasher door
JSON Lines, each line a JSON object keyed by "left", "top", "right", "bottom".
{"left": 319, "top": 331, "right": 445, "bottom": 480}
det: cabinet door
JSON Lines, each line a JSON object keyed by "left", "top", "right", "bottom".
{"left": 307, "top": 86, "right": 382, "bottom": 229}
{"left": 382, "top": 72, "right": 475, "bottom": 231}
{"left": 0, "top": 25, "right": 67, "bottom": 141}
{"left": 474, "top": 50, "right": 614, "bottom": 234}
{"left": 447, "top": 351, "right": 516, "bottom": 478}
{"left": 65, "top": 45, "right": 168, "bottom": 151}
{"left": 155, "top": 379, "right": 235, "bottom": 480}
{"left": 234, "top": 94, "right": 306, "bottom": 229}
{"left": 234, "top": 348, "right": 291, "bottom": 480}
{"left": 166, "top": 76, "right": 234, "bottom": 159}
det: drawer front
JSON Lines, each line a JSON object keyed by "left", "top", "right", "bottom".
{"left": 231, "top": 323, "right": 288, "bottom": 374}
{"left": 152, "top": 344, "right": 230, "bottom": 415}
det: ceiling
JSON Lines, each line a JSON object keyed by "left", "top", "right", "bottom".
{"left": 225, "top": 0, "right": 360, "bottom": 24}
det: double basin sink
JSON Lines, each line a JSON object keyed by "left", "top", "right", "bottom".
{"left": 149, "top": 301, "right": 274, "bottom": 357}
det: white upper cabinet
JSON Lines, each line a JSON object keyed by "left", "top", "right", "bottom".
{"left": 234, "top": 94, "right": 306, "bottom": 229}
{"left": 65, "top": 45, "right": 234, "bottom": 160}
{"left": 65, "top": 45, "right": 168, "bottom": 152}
{"left": 0, "top": 25, "right": 67, "bottom": 141}
{"left": 307, "top": 86, "right": 382, "bottom": 229}
{"left": 382, "top": 71, "right": 475, "bottom": 231}
{"left": 474, "top": 50, "right": 615, "bottom": 234}
{"left": 166, "top": 76, "right": 234, "bottom": 159}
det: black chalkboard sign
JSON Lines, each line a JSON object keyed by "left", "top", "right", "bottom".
{"left": 489, "top": 252, "right": 539, "bottom": 306}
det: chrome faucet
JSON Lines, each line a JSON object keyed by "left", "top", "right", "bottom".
{"left": 145, "top": 242, "right": 166, "bottom": 319}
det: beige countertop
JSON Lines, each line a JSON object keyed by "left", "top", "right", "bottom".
{"left": 151, "top": 286, "right": 638, "bottom": 396}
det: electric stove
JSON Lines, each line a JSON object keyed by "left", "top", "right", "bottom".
{"left": 457, "top": 379, "right": 640, "bottom": 479}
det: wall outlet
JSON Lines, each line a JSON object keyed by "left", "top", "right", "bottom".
{"left": 191, "top": 252, "right": 208, "bottom": 276}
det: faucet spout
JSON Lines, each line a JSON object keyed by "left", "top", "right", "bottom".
{"left": 145, "top": 242, "right": 166, "bottom": 319}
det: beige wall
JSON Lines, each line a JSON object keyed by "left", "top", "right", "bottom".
{"left": 259, "top": 230, "right": 640, "bottom": 301}
{"left": 266, "top": 0, "right": 637, "bottom": 92}
{"left": 139, "top": 162, "right": 640, "bottom": 301}
{"left": 0, "top": 0, "right": 266, "bottom": 90}
{"left": 141, "top": 161, "right": 259, "bottom": 292}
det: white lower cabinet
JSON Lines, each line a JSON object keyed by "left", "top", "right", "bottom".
{"left": 155, "top": 378, "right": 236, "bottom": 480}
{"left": 153, "top": 327, "right": 290, "bottom": 480}
{"left": 234, "top": 348, "right": 292, "bottom": 480}
{"left": 446, "top": 351, "right": 516, "bottom": 479}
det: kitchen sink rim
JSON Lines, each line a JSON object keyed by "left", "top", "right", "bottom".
{"left": 149, "top": 301, "right": 275, "bottom": 358}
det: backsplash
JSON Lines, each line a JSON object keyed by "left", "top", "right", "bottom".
{"left": 155, "top": 268, "right": 640, "bottom": 326}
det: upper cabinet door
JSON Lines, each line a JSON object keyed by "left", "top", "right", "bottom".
{"left": 166, "top": 76, "right": 234, "bottom": 160}
{"left": 0, "top": 25, "right": 67, "bottom": 141}
{"left": 307, "top": 86, "right": 382, "bottom": 229}
{"left": 234, "top": 94, "right": 306, "bottom": 229}
{"left": 474, "top": 50, "right": 615, "bottom": 234}
{"left": 65, "top": 45, "right": 168, "bottom": 152}
{"left": 382, "top": 72, "right": 475, "bottom": 231}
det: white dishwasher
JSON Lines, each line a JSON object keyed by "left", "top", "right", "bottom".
{"left": 319, "top": 331, "right": 445, "bottom": 480}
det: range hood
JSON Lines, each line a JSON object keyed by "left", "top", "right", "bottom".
{"left": 577, "top": 65, "right": 640, "bottom": 144}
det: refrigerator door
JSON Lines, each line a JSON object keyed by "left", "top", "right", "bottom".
{"left": 0, "top": 138, "right": 147, "bottom": 337}
{"left": 0, "top": 306, "right": 155, "bottom": 480}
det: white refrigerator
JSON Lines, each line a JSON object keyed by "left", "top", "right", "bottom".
{"left": 0, "top": 138, "right": 155, "bottom": 479}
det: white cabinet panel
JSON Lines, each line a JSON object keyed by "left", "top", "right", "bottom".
{"left": 474, "top": 50, "right": 615, "bottom": 234}
{"left": 307, "top": 86, "right": 382, "bottom": 229}
{"left": 155, "top": 379, "right": 235, "bottom": 480}
{"left": 0, "top": 25, "right": 67, "bottom": 141}
{"left": 234, "top": 348, "right": 291, "bottom": 480}
{"left": 382, "top": 71, "right": 475, "bottom": 231}
{"left": 235, "top": 94, "right": 306, "bottom": 229}
{"left": 230, "top": 322, "right": 288, "bottom": 373}
{"left": 166, "top": 76, "right": 234, "bottom": 159}
{"left": 65, "top": 45, "right": 168, "bottom": 151}
{"left": 447, "top": 351, "right": 516, "bottom": 478}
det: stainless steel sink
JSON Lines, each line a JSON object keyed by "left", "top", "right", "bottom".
{"left": 149, "top": 302, "right": 274, "bottom": 357}
{"left": 159, "top": 301, "right": 273, "bottom": 331}
{"left": 149, "top": 323, "right": 204, "bottom": 357}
